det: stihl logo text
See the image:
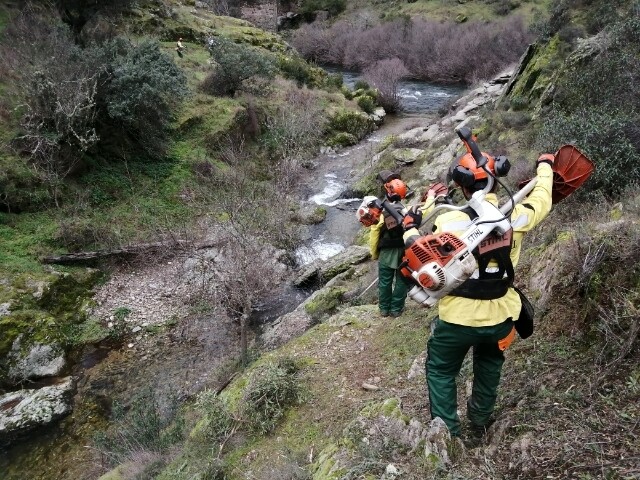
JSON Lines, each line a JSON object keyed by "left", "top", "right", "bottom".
{"left": 467, "top": 228, "right": 483, "bottom": 242}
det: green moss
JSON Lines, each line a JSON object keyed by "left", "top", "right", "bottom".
{"left": 327, "top": 132, "right": 358, "bottom": 148}
{"left": 359, "top": 397, "right": 410, "bottom": 424}
{"left": 304, "top": 287, "right": 347, "bottom": 321}
{"left": 311, "top": 443, "right": 346, "bottom": 480}
{"left": 508, "top": 36, "right": 564, "bottom": 104}
{"left": 0, "top": 268, "right": 102, "bottom": 361}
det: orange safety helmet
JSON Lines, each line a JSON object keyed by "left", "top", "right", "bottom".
{"left": 450, "top": 152, "right": 510, "bottom": 188}
{"left": 384, "top": 179, "right": 408, "bottom": 202}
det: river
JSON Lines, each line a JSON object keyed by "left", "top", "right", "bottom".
{"left": 293, "top": 68, "right": 464, "bottom": 266}
{"left": 323, "top": 66, "right": 465, "bottom": 114}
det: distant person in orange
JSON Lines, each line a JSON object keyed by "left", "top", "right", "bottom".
{"left": 176, "top": 37, "right": 186, "bottom": 58}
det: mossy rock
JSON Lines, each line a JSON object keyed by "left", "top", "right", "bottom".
{"left": 327, "top": 132, "right": 358, "bottom": 148}
{"left": 311, "top": 443, "right": 347, "bottom": 480}
{"left": 304, "top": 287, "right": 348, "bottom": 321}
{"left": 508, "top": 36, "right": 563, "bottom": 105}
{"left": 0, "top": 269, "right": 102, "bottom": 361}
{"left": 359, "top": 397, "right": 409, "bottom": 423}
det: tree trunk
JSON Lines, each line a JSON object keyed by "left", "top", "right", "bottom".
{"left": 41, "top": 240, "right": 221, "bottom": 264}
{"left": 240, "top": 299, "right": 252, "bottom": 366}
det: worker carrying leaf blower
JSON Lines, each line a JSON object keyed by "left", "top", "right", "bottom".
{"left": 399, "top": 126, "right": 594, "bottom": 446}
{"left": 356, "top": 173, "right": 409, "bottom": 318}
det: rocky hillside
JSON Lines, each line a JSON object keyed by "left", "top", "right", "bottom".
{"left": 1, "top": 0, "right": 639, "bottom": 479}
{"left": 126, "top": 61, "right": 637, "bottom": 479}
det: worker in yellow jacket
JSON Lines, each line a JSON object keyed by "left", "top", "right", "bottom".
{"left": 369, "top": 179, "right": 409, "bottom": 317}
{"left": 406, "top": 152, "right": 554, "bottom": 444}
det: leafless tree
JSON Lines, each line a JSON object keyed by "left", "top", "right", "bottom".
{"left": 261, "top": 86, "right": 326, "bottom": 187}
{"left": 291, "top": 15, "right": 531, "bottom": 83}
{"left": 1, "top": 6, "right": 101, "bottom": 205}
{"left": 190, "top": 139, "right": 301, "bottom": 365}
{"left": 201, "top": 0, "right": 231, "bottom": 16}
{"left": 364, "top": 58, "right": 410, "bottom": 113}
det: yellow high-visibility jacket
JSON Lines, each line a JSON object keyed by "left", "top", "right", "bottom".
{"left": 433, "top": 163, "right": 553, "bottom": 326}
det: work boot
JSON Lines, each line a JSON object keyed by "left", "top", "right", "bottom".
{"left": 463, "top": 422, "right": 487, "bottom": 449}
{"left": 380, "top": 310, "right": 390, "bottom": 317}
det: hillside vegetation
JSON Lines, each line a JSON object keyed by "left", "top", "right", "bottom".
{"left": 1, "top": 0, "right": 639, "bottom": 479}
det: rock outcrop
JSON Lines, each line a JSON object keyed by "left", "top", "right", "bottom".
{"left": 0, "top": 377, "right": 75, "bottom": 447}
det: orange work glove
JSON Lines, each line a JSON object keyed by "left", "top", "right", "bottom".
{"left": 420, "top": 182, "right": 448, "bottom": 202}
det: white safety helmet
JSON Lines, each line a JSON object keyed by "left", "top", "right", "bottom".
{"left": 356, "top": 196, "right": 381, "bottom": 227}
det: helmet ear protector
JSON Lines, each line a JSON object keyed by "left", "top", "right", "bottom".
{"left": 451, "top": 153, "right": 511, "bottom": 188}
{"left": 450, "top": 163, "right": 478, "bottom": 188}
{"left": 494, "top": 155, "right": 511, "bottom": 176}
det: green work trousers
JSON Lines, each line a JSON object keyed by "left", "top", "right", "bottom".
{"left": 377, "top": 262, "right": 407, "bottom": 314}
{"left": 426, "top": 317, "right": 514, "bottom": 436}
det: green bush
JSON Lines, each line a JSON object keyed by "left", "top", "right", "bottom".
{"left": 537, "top": 107, "right": 639, "bottom": 196}
{"left": 240, "top": 358, "right": 303, "bottom": 434}
{"left": 102, "top": 39, "right": 189, "bottom": 158}
{"left": 538, "top": 14, "right": 640, "bottom": 196}
{"left": 327, "top": 132, "right": 358, "bottom": 148}
{"left": 354, "top": 80, "right": 370, "bottom": 90}
{"left": 194, "top": 389, "right": 234, "bottom": 443}
{"left": 356, "top": 95, "right": 376, "bottom": 114}
{"left": 328, "top": 111, "right": 375, "bottom": 139}
{"left": 203, "top": 37, "right": 275, "bottom": 96}
{"left": 326, "top": 72, "right": 344, "bottom": 89}
{"left": 341, "top": 85, "right": 354, "bottom": 100}
{"left": 93, "top": 387, "right": 184, "bottom": 468}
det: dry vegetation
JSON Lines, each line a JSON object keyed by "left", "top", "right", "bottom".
{"left": 292, "top": 16, "right": 531, "bottom": 83}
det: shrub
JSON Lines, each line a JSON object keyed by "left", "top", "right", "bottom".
{"left": 102, "top": 39, "right": 189, "bottom": 158}
{"left": 2, "top": 9, "right": 101, "bottom": 204}
{"left": 203, "top": 37, "right": 275, "bottom": 96}
{"left": 1, "top": 9, "right": 188, "bottom": 205}
{"left": 538, "top": 14, "right": 640, "bottom": 196}
{"left": 328, "top": 111, "right": 375, "bottom": 139}
{"left": 194, "top": 389, "right": 234, "bottom": 443}
{"left": 260, "top": 87, "right": 326, "bottom": 161}
{"left": 363, "top": 58, "right": 409, "bottom": 113}
{"left": 326, "top": 72, "right": 344, "bottom": 89}
{"left": 240, "top": 358, "right": 303, "bottom": 434}
{"left": 537, "top": 108, "right": 639, "bottom": 196}
{"left": 291, "top": 16, "right": 531, "bottom": 83}
{"left": 93, "top": 387, "right": 184, "bottom": 468}
{"left": 354, "top": 79, "right": 370, "bottom": 90}
{"left": 327, "top": 132, "right": 358, "bottom": 147}
{"left": 356, "top": 95, "right": 376, "bottom": 114}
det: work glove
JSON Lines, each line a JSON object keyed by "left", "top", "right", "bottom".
{"left": 420, "top": 182, "right": 448, "bottom": 202}
{"left": 402, "top": 206, "right": 423, "bottom": 231}
{"left": 537, "top": 153, "right": 555, "bottom": 166}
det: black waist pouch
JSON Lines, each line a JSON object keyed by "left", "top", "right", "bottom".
{"left": 513, "top": 286, "right": 534, "bottom": 339}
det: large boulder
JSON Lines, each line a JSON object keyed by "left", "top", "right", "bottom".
{"left": 0, "top": 377, "right": 75, "bottom": 447}
{"left": 7, "top": 341, "right": 66, "bottom": 383}
{"left": 293, "top": 245, "right": 369, "bottom": 287}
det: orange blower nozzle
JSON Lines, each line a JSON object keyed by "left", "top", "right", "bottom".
{"left": 518, "top": 145, "right": 595, "bottom": 204}
{"left": 551, "top": 145, "right": 595, "bottom": 203}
